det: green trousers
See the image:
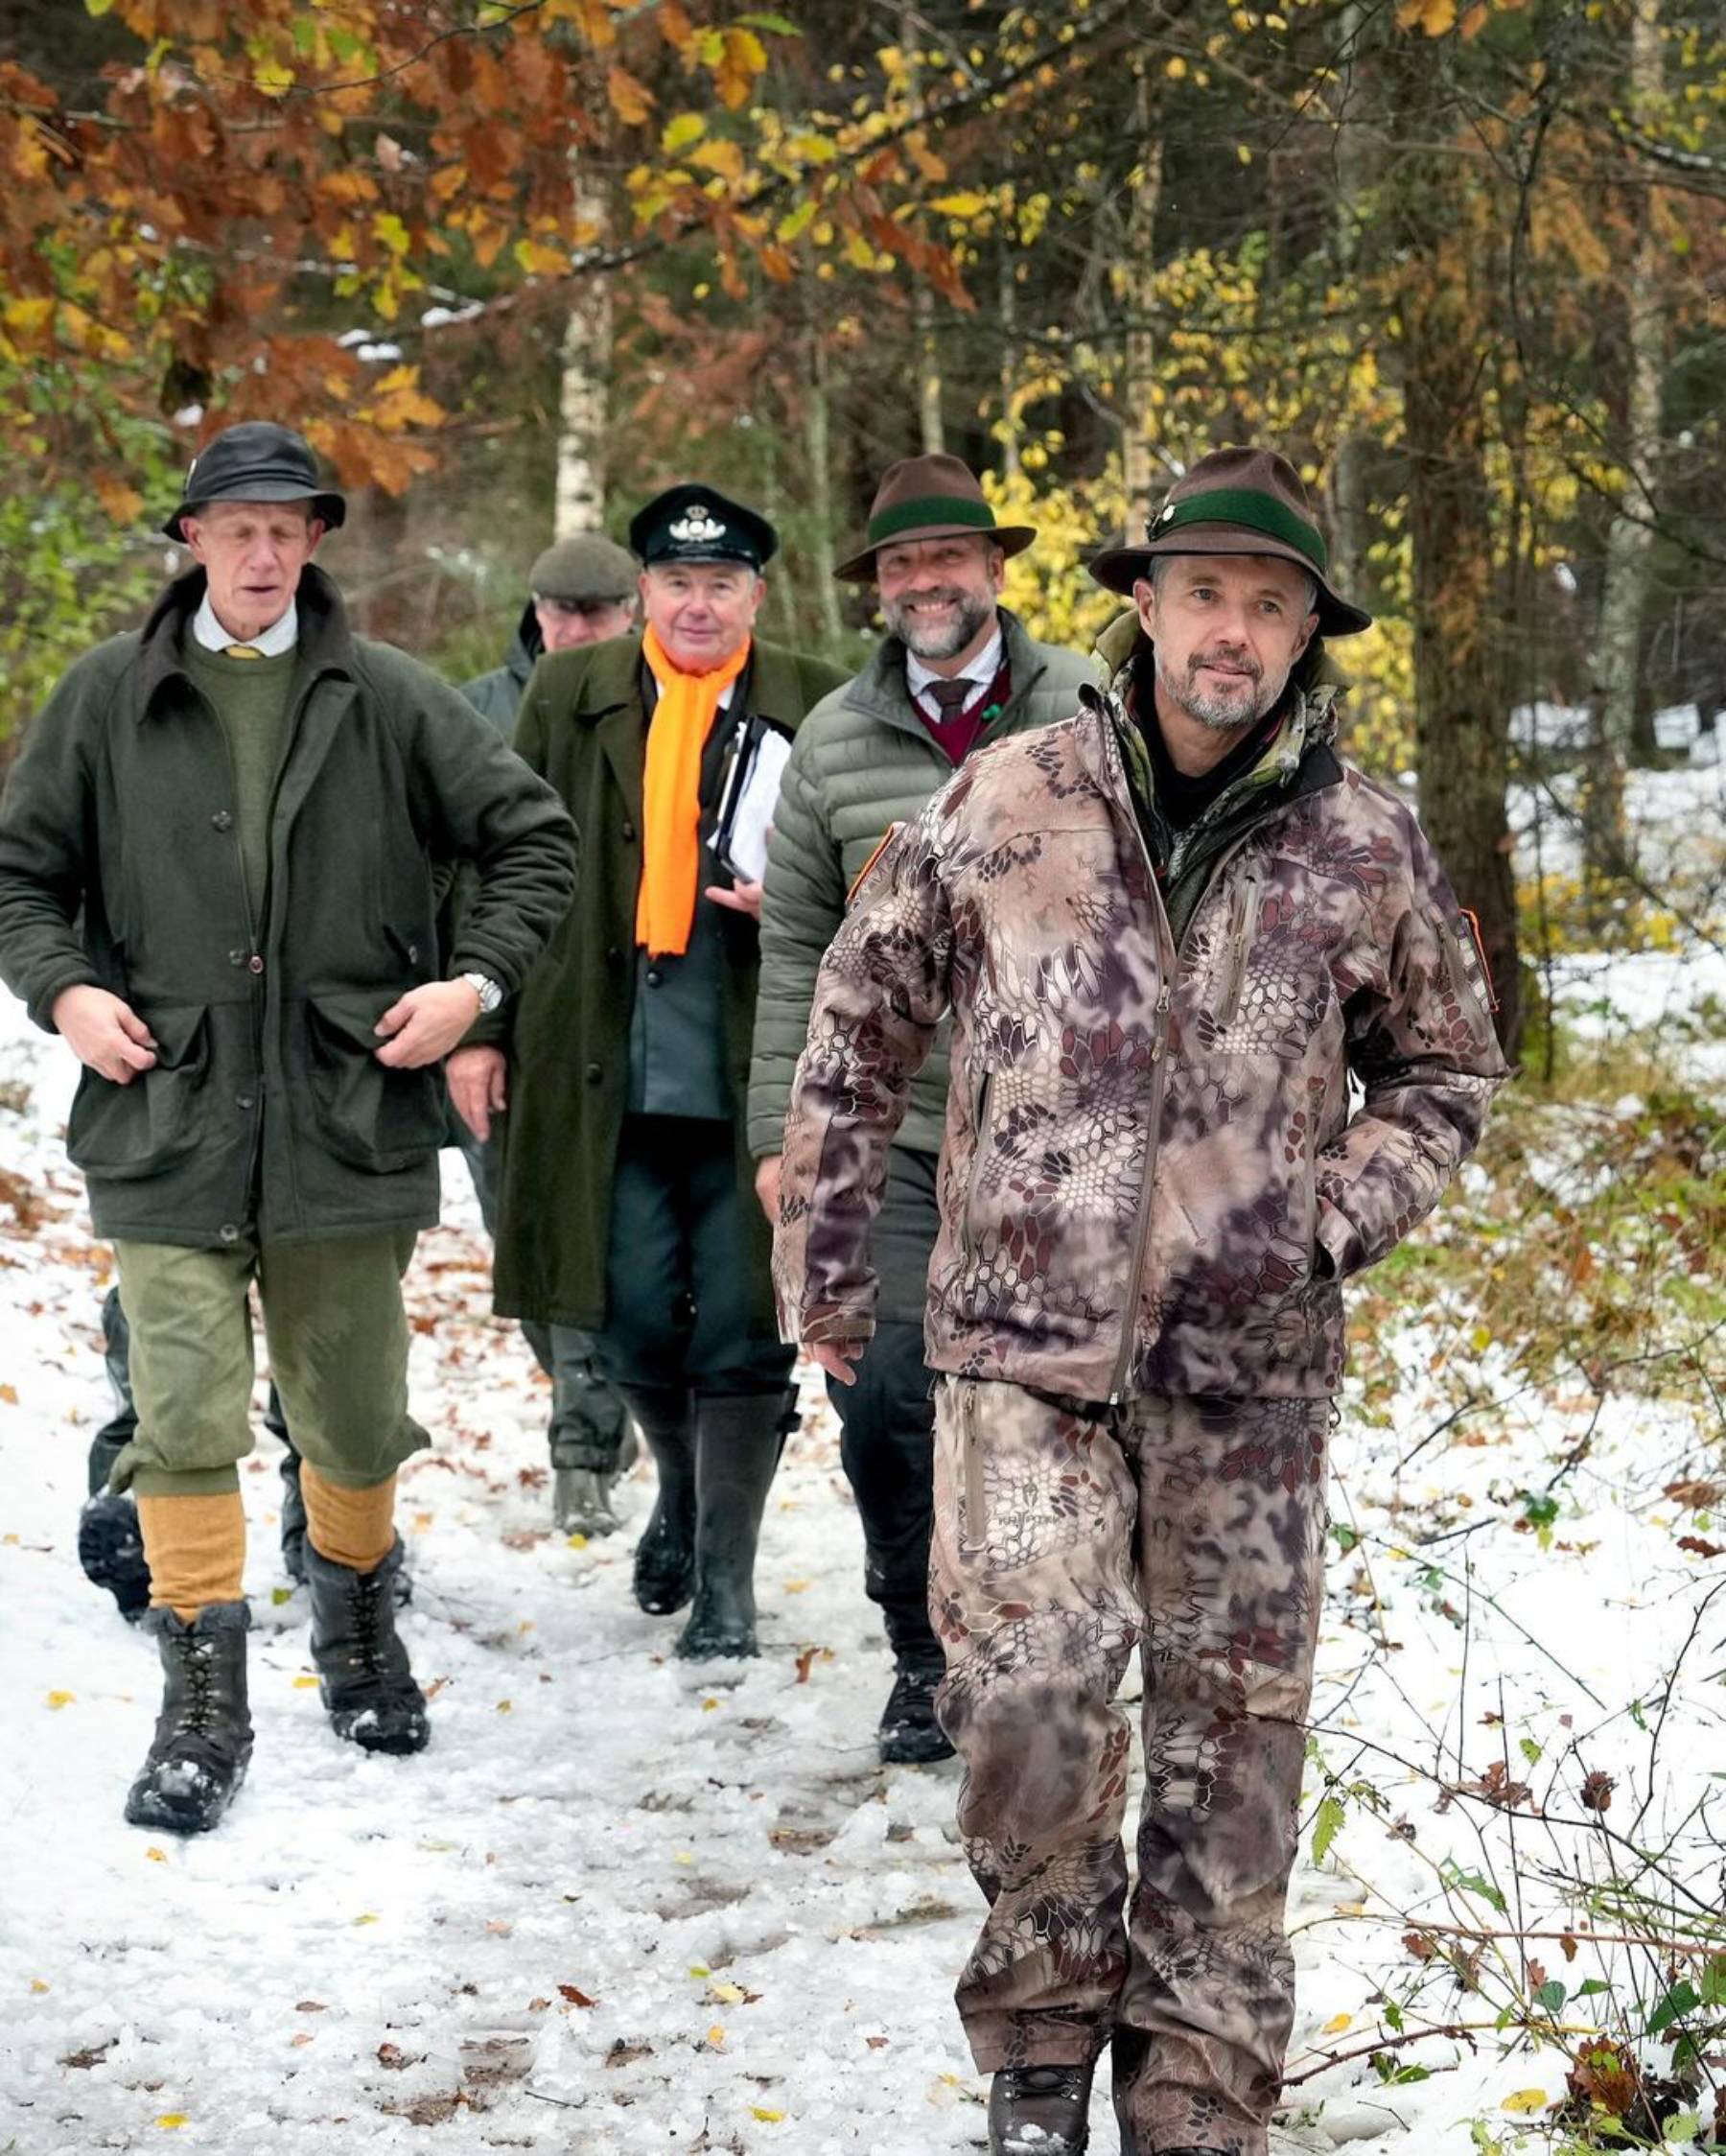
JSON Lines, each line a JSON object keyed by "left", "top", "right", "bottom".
{"left": 109, "top": 1230, "right": 428, "bottom": 1498}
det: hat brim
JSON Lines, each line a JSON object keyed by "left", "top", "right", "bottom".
{"left": 834, "top": 522, "right": 1037, "bottom": 583}
{"left": 1088, "top": 524, "right": 1371, "bottom": 637}
{"left": 164, "top": 486, "right": 347, "bottom": 543}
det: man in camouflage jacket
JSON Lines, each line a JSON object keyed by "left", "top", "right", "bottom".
{"left": 774, "top": 448, "right": 1507, "bottom": 2156}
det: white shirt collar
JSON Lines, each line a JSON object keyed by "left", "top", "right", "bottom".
{"left": 906, "top": 621, "right": 1004, "bottom": 706}
{"left": 192, "top": 592, "right": 299, "bottom": 657}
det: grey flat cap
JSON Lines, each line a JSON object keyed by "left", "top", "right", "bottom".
{"left": 529, "top": 532, "right": 639, "bottom": 603}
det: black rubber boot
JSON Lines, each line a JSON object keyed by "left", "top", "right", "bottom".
{"left": 988, "top": 2063, "right": 1095, "bottom": 2155}
{"left": 124, "top": 1601, "right": 253, "bottom": 1836}
{"left": 674, "top": 1392, "right": 787, "bottom": 1661}
{"left": 877, "top": 1653, "right": 954, "bottom": 1766}
{"left": 78, "top": 1492, "right": 152, "bottom": 1621}
{"left": 303, "top": 1536, "right": 428, "bottom": 1755}
{"left": 618, "top": 1385, "right": 697, "bottom": 1616}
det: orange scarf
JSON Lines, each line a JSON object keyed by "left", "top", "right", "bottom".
{"left": 635, "top": 624, "right": 752, "bottom": 958}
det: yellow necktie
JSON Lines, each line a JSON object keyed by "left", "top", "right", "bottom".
{"left": 222, "top": 644, "right": 263, "bottom": 660}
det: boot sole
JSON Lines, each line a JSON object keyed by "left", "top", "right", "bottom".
{"left": 78, "top": 1499, "right": 152, "bottom": 1621}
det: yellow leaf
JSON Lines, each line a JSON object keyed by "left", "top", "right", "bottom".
{"left": 154, "top": 2117, "right": 188, "bottom": 2130}
{"left": 253, "top": 59, "right": 292, "bottom": 97}
{"left": 607, "top": 65, "right": 654, "bottom": 125}
{"left": 514, "top": 238, "right": 570, "bottom": 277}
{"left": 5, "top": 297, "right": 56, "bottom": 340}
{"left": 46, "top": 1690, "right": 75, "bottom": 1710}
{"left": 497, "top": 1699, "right": 513, "bottom": 1714}
{"left": 566, "top": 1532, "right": 588, "bottom": 1550}
{"left": 1502, "top": 2090, "right": 1551, "bottom": 2115}
{"left": 930, "top": 192, "right": 990, "bottom": 218}
{"left": 292, "top": 1675, "right": 320, "bottom": 1689}
{"left": 673, "top": 1850, "right": 694, "bottom": 1865}
{"left": 751, "top": 2109, "right": 784, "bottom": 2124}
{"left": 30, "top": 1979, "right": 48, "bottom": 1993}
{"left": 708, "top": 2023, "right": 726, "bottom": 2045}
{"left": 710, "top": 1981, "right": 746, "bottom": 2003}
{"left": 352, "top": 1912, "right": 379, "bottom": 1927}
{"left": 790, "top": 132, "right": 838, "bottom": 165}
{"left": 1166, "top": 56, "right": 1188, "bottom": 78}
{"left": 702, "top": 1697, "right": 720, "bottom": 1712}
{"left": 146, "top": 1847, "right": 168, "bottom": 1863}
{"left": 781, "top": 1579, "right": 809, "bottom": 1594}
{"left": 1321, "top": 2011, "right": 1352, "bottom": 2034}
{"left": 688, "top": 1963, "right": 711, "bottom": 1977}
{"left": 662, "top": 112, "right": 707, "bottom": 153}
{"left": 1397, "top": 0, "right": 1458, "bottom": 30}
{"left": 0, "top": 1381, "right": 18, "bottom": 1405}
{"left": 691, "top": 139, "right": 745, "bottom": 183}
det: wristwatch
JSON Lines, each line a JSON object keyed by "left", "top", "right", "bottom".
{"left": 458, "top": 970, "right": 504, "bottom": 1015}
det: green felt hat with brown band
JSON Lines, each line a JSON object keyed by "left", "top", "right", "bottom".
{"left": 1088, "top": 445, "right": 1371, "bottom": 637}
{"left": 835, "top": 453, "right": 1037, "bottom": 582}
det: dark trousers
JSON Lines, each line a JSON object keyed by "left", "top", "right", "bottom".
{"left": 456, "top": 1123, "right": 629, "bottom": 1472}
{"left": 827, "top": 1147, "right": 942, "bottom": 1668}
{"left": 596, "top": 1114, "right": 793, "bottom": 1399}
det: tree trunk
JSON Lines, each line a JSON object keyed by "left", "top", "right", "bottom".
{"left": 902, "top": 7, "right": 944, "bottom": 454}
{"left": 553, "top": 176, "right": 611, "bottom": 537}
{"left": 998, "top": 237, "right": 1022, "bottom": 482}
{"left": 805, "top": 319, "right": 845, "bottom": 653}
{"left": 1387, "top": 56, "right": 1522, "bottom": 1056}
{"left": 1582, "top": 0, "right": 1665, "bottom": 899}
{"left": 1118, "top": 65, "right": 1163, "bottom": 531}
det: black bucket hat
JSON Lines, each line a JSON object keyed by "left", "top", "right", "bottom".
{"left": 164, "top": 422, "right": 347, "bottom": 542}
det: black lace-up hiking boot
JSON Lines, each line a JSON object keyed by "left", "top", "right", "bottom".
{"left": 619, "top": 1386, "right": 697, "bottom": 1615}
{"left": 988, "top": 2062, "right": 1095, "bottom": 2155}
{"left": 303, "top": 1536, "right": 428, "bottom": 1755}
{"left": 878, "top": 1654, "right": 954, "bottom": 1765}
{"left": 124, "top": 1602, "right": 253, "bottom": 1835}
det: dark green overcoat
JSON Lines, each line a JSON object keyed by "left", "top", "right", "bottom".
{"left": 0, "top": 566, "right": 576, "bottom": 1247}
{"left": 487, "top": 631, "right": 846, "bottom": 1332}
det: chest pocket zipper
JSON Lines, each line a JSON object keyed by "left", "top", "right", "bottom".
{"left": 959, "top": 1071, "right": 994, "bottom": 1261}
{"left": 1213, "top": 864, "right": 1263, "bottom": 1028}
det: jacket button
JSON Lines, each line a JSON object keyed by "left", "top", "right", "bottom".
{"left": 218, "top": 1223, "right": 240, "bottom": 1244}
{"left": 621, "top": 821, "right": 637, "bottom": 842}
{"left": 211, "top": 810, "right": 233, "bottom": 832}
{"left": 247, "top": 954, "right": 265, "bottom": 974}
{"left": 645, "top": 968, "right": 663, "bottom": 988}
{"left": 584, "top": 1062, "right": 602, "bottom": 1085}
{"left": 408, "top": 942, "right": 419, "bottom": 964}
{"left": 606, "top": 946, "right": 621, "bottom": 966}
{"left": 236, "top": 1093, "right": 254, "bottom": 1112}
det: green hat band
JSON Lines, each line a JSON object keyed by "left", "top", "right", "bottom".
{"left": 867, "top": 494, "right": 997, "bottom": 546}
{"left": 1153, "top": 486, "right": 1327, "bottom": 573}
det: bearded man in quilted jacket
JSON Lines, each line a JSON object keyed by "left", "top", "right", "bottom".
{"left": 774, "top": 447, "right": 1508, "bottom": 2156}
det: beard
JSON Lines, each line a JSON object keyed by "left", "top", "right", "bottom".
{"left": 884, "top": 585, "right": 996, "bottom": 663}
{"left": 1155, "top": 644, "right": 1278, "bottom": 732}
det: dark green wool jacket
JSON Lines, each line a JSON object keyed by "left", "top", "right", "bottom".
{"left": 487, "top": 630, "right": 847, "bottom": 1332}
{"left": 461, "top": 604, "right": 542, "bottom": 733}
{"left": 0, "top": 565, "right": 576, "bottom": 1248}
{"left": 748, "top": 608, "right": 1099, "bottom": 1159}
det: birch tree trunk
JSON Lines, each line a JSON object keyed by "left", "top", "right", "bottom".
{"left": 805, "top": 320, "right": 845, "bottom": 653}
{"left": 553, "top": 177, "right": 611, "bottom": 538}
{"left": 1582, "top": 0, "right": 1666, "bottom": 900}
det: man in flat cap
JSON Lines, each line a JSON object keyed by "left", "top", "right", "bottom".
{"left": 0, "top": 421, "right": 576, "bottom": 1835}
{"left": 774, "top": 446, "right": 1506, "bottom": 2154}
{"left": 457, "top": 531, "right": 641, "bottom": 1536}
{"left": 749, "top": 452, "right": 1096, "bottom": 1765}
{"left": 450, "top": 484, "right": 845, "bottom": 1659}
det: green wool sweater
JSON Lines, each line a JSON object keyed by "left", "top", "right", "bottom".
{"left": 183, "top": 643, "right": 296, "bottom": 928}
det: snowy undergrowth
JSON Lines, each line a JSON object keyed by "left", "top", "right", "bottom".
{"left": 2, "top": 771, "right": 1723, "bottom": 2154}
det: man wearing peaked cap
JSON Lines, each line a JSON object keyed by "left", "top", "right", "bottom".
{"left": 0, "top": 420, "right": 576, "bottom": 1835}
{"left": 456, "top": 531, "right": 641, "bottom": 1540}
{"left": 750, "top": 451, "right": 1097, "bottom": 1766}
{"left": 773, "top": 444, "right": 1505, "bottom": 2156}
{"left": 451, "top": 481, "right": 846, "bottom": 1663}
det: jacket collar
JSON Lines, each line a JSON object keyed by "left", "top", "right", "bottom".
{"left": 135, "top": 563, "right": 358, "bottom": 721}
{"left": 837, "top": 607, "right": 1048, "bottom": 739}
{"left": 570, "top": 631, "right": 810, "bottom": 729}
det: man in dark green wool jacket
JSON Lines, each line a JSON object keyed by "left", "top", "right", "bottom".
{"left": 448, "top": 483, "right": 846, "bottom": 1661}
{"left": 456, "top": 531, "right": 641, "bottom": 1538}
{"left": 748, "top": 452, "right": 1097, "bottom": 1763}
{"left": 0, "top": 423, "right": 576, "bottom": 1836}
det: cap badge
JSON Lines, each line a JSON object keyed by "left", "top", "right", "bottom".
{"left": 669, "top": 504, "right": 726, "bottom": 545}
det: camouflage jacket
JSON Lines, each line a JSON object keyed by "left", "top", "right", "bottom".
{"left": 774, "top": 682, "right": 1507, "bottom": 1403}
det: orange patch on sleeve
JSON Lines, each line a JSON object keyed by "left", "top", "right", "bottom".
{"left": 847, "top": 823, "right": 902, "bottom": 907}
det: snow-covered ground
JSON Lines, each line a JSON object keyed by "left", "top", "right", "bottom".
{"left": 2, "top": 766, "right": 1722, "bottom": 2155}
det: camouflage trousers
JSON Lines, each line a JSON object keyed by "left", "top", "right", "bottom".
{"left": 929, "top": 1379, "right": 1330, "bottom": 2156}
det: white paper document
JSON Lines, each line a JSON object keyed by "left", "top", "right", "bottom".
{"left": 712, "top": 720, "right": 792, "bottom": 885}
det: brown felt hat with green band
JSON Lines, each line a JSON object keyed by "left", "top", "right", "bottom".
{"left": 835, "top": 452, "right": 1036, "bottom": 582}
{"left": 1088, "top": 444, "right": 1372, "bottom": 637}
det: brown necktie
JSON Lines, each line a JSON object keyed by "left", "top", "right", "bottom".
{"left": 925, "top": 678, "right": 973, "bottom": 721}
